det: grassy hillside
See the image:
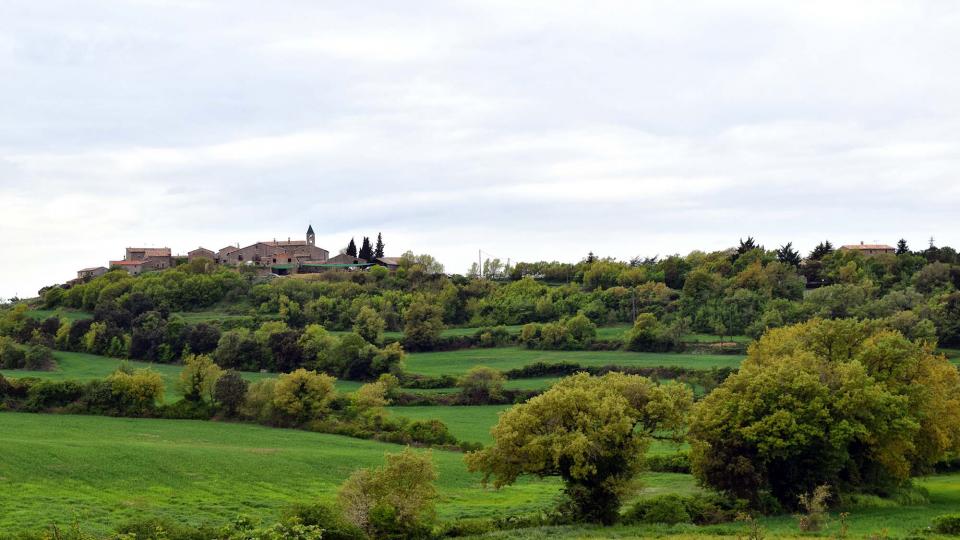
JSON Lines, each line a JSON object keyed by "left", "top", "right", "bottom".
{"left": 405, "top": 348, "right": 744, "bottom": 377}
{"left": 388, "top": 404, "right": 689, "bottom": 455}
{"left": 0, "top": 351, "right": 362, "bottom": 402}
{"left": 3, "top": 412, "right": 957, "bottom": 538}
{"left": 0, "top": 412, "right": 562, "bottom": 533}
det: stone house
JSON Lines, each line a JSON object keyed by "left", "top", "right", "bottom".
{"left": 840, "top": 242, "right": 896, "bottom": 256}
{"left": 76, "top": 266, "right": 108, "bottom": 280}
{"left": 188, "top": 247, "right": 216, "bottom": 261}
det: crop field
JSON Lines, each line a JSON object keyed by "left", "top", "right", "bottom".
{"left": 0, "top": 351, "right": 362, "bottom": 401}
{"left": 405, "top": 347, "right": 744, "bottom": 377}
{"left": 1, "top": 412, "right": 687, "bottom": 534}
{"left": 3, "top": 411, "right": 956, "bottom": 538}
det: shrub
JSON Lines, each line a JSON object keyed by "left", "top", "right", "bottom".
{"left": 272, "top": 369, "right": 337, "bottom": 424}
{"left": 623, "top": 313, "right": 677, "bottom": 352}
{"left": 214, "top": 370, "right": 249, "bottom": 417}
{"left": 26, "top": 380, "right": 84, "bottom": 410}
{"left": 933, "top": 513, "right": 960, "bottom": 535}
{"left": 107, "top": 368, "right": 165, "bottom": 415}
{"left": 24, "top": 345, "right": 56, "bottom": 371}
{"left": 623, "top": 494, "right": 691, "bottom": 525}
{"left": 440, "top": 517, "right": 496, "bottom": 537}
{"left": 646, "top": 452, "right": 691, "bottom": 473}
{"left": 457, "top": 366, "right": 506, "bottom": 404}
{"left": 0, "top": 337, "right": 26, "bottom": 369}
{"left": 404, "top": 419, "right": 458, "bottom": 446}
{"left": 283, "top": 501, "right": 365, "bottom": 540}
{"left": 241, "top": 378, "right": 277, "bottom": 422}
{"left": 338, "top": 448, "right": 438, "bottom": 538}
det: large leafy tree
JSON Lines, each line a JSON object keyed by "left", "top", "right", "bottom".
{"left": 689, "top": 319, "right": 960, "bottom": 508}
{"left": 466, "top": 372, "right": 693, "bottom": 524}
{"left": 402, "top": 299, "right": 445, "bottom": 351}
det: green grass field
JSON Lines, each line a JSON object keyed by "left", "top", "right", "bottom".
{"left": 0, "top": 412, "right": 568, "bottom": 533}
{"left": 0, "top": 351, "right": 362, "bottom": 402}
{"left": 26, "top": 308, "right": 93, "bottom": 322}
{"left": 405, "top": 348, "right": 744, "bottom": 377}
{"left": 3, "top": 412, "right": 954, "bottom": 538}
{"left": 388, "top": 405, "right": 690, "bottom": 456}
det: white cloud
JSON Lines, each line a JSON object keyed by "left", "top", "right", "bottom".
{"left": 1, "top": 0, "right": 960, "bottom": 298}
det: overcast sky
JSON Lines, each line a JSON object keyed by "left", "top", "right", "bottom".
{"left": 2, "top": 1, "right": 959, "bottom": 299}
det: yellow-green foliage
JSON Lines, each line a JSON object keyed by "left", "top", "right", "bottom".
{"left": 107, "top": 368, "right": 164, "bottom": 414}
{"left": 338, "top": 448, "right": 438, "bottom": 537}
{"left": 178, "top": 353, "right": 224, "bottom": 403}
{"left": 272, "top": 369, "right": 337, "bottom": 423}
{"left": 690, "top": 318, "right": 960, "bottom": 506}
{"left": 466, "top": 372, "right": 693, "bottom": 524}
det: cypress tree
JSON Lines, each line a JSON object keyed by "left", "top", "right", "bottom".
{"left": 359, "top": 237, "right": 373, "bottom": 261}
{"left": 897, "top": 239, "right": 910, "bottom": 255}
{"left": 374, "top": 233, "right": 385, "bottom": 259}
{"left": 346, "top": 238, "right": 357, "bottom": 257}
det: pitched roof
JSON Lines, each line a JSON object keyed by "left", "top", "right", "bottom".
{"left": 189, "top": 247, "right": 214, "bottom": 254}
{"left": 307, "top": 224, "right": 315, "bottom": 235}
{"left": 78, "top": 266, "right": 107, "bottom": 272}
{"left": 110, "top": 260, "right": 143, "bottom": 266}
{"left": 376, "top": 257, "right": 402, "bottom": 265}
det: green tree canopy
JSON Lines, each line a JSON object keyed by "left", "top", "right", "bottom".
{"left": 465, "top": 372, "right": 693, "bottom": 524}
{"left": 689, "top": 318, "right": 960, "bottom": 508}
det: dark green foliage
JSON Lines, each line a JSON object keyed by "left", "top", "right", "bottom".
{"left": 374, "top": 233, "right": 385, "bottom": 259}
{"left": 0, "top": 337, "right": 26, "bottom": 368}
{"left": 214, "top": 370, "right": 249, "bottom": 416}
{"left": 897, "top": 238, "right": 910, "bottom": 255}
{"left": 933, "top": 513, "right": 960, "bottom": 535}
{"left": 403, "top": 300, "right": 444, "bottom": 351}
{"left": 623, "top": 494, "right": 742, "bottom": 526}
{"left": 404, "top": 419, "right": 458, "bottom": 446}
{"left": 645, "top": 452, "right": 691, "bottom": 473}
{"left": 24, "top": 345, "right": 55, "bottom": 371}
{"left": 776, "top": 242, "right": 802, "bottom": 267}
{"left": 622, "top": 494, "right": 691, "bottom": 524}
{"left": 26, "top": 380, "right": 84, "bottom": 410}
{"left": 519, "top": 314, "right": 597, "bottom": 350}
{"left": 346, "top": 238, "right": 357, "bottom": 257}
{"left": 358, "top": 236, "right": 373, "bottom": 262}
{"left": 623, "top": 313, "right": 679, "bottom": 352}
{"left": 283, "top": 501, "right": 365, "bottom": 540}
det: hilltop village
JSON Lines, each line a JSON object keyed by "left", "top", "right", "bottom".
{"left": 74, "top": 225, "right": 401, "bottom": 281}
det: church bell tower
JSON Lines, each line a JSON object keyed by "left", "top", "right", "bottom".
{"left": 306, "top": 224, "right": 315, "bottom": 246}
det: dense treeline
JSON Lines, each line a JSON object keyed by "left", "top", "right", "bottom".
{"left": 3, "top": 238, "right": 959, "bottom": 382}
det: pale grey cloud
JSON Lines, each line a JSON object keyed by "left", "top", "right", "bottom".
{"left": 1, "top": 0, "right": 959, "bottom": 298}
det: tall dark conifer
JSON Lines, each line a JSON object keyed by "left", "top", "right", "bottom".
{"left": 776, "top": 242, "right": 802, "bottom": 267}
{"left": 374, "top": 233, "right": 385, "bottom": 258}
{"left": 359, "top": 237, "right": 373, "bottom": 261}
{"left": 346, "top": 238, "right": 357, "bottom": 257}
{"left": 896, "top": 239, "right": 910, "bottom": 255}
